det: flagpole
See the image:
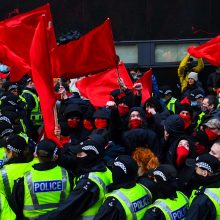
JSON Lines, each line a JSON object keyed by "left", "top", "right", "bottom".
{"left": 53, "top": 105, "right": 60, "bottom": 139}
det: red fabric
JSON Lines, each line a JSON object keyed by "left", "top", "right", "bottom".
{"left": 67, "top": 118, "right": 80, "bottom": 128}
{"left": 51, "top": 18, "right": 118, "bottom": 78}
{"left": 176, "top": 146, "right": 189, "bottom": 167}
{"left": 0, "top": 43, "right": 31, "bottom": 81}
{"left": 94, "top": 118, "right": 108, "bottom": 129}
{"left": 188, "top": 35, "right": 220, "bottom": 66}
{"left": 118, "top": 104, "right": 130, "bottom": 117}
{"left": 0, "top": 4, "right": 56, "bottom": 82}
{"left": 83, "top": 119, "right": 94, "bottom": 130}
{"left": 30, "top": 16, "right": 62, "bottom": 148}
{"left": 129, "top": 118, "right": 142, "bottom": 129}
{"left": 179, "top": 114, "right": 191, "bottom": 129}
{"left": 195, "top": 143, "right": 206, "bottom": 156}
{"left": 135, "top": 69, "right": 152, "bottom": 105}
{"left": 180, "top": 97, "right": 191, "bottom": 104}
{"left": 205, "top": 128, "right": 219, "bottom": 141}
{"left": 75, "top": 62, "right": 133, "bottom": 108}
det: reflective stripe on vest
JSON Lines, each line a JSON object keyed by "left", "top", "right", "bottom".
{"left": 153, "top": 191, "right": 189, "bottom": 220}
{"left": 167, "top": 98, "right": 177, "bottom": 113}
{"left": 204, "top": 188, "right": 220, "bottom": 219}
{"left": 1, "top": 168, "right": 11, "bottom": 199}
{"left": 205, "top": 189, "right": 220, "bottom": 204}
{"left": 81, "top": 168, "right": 112, "bottom": 218}
{"left": 112, "top": 190, "right": 137, "bottom": 220}
{"left": 88, "top": 173, "right": 106, "bottom": 194}
{"left": 109, "top": 184, "right": 151, "bottom": 220}
{"left": 24, "top": 168, "right": 67, "bottom": 211}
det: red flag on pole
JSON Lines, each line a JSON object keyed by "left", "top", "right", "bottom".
{"left": 75, "top": 62, "right": 133, "bottom": 108}
{"left": 0, "top": 43, "right": 31, "bottom": 81}
{"left": 51, "top": 18, "right": 118, "bottom": 78}
{"left": 0, "top": 4, "right": 56, "bottom": 82}
{"left": 135, "top": 69, "right": 152, "bottom": 105}
{"left": 30, "top": 16, "right": 61, "bottom": 147}
{"left": 188, "top": 35, "right": 220, "bottom": 66}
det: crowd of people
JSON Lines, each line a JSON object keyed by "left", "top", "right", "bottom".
{"left": 0, "top": 53, "right": 220, "bottom": 220}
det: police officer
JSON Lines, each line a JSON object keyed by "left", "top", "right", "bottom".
{"left": 185, "top": 154, "right": 220, "bottom": 220}
{"left": 37, "top": 136, "right": 112, "bottom": 220}
{"left": 159, "top": 85, "right": 181, "bottom": 114}
{"left": 0, "top": 134, "right": 33, "bottom": 199}
{"left": 143, "top": 164, "right": 189, "bottom": 220}
{"left": 95, "top": 155, "right": 152, "bottom": 220}
{"left": 11, "top": 139, "right": 71, "bottom": 220}
{"left": 21, "top": 77, "right": 42, "bottom": 141}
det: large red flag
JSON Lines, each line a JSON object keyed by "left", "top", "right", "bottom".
{"left": 51, "top": 18, "right": 118, "bottom": 78}
{"left": 0, "top": 4, "right": 56, "bottom": 82}
{"left": 30, "top": 16, "right": 61, "bottom": 147}
{"left": 135, "top": 69, "right": 152, "bottom": 105}
{"left": 75, "top": 62, "right": 133, "bottom": 108}
{"left": 188, "top": 36, "right": 220, "bottom": 66}
{"left": 0, "top": 43, "right": 31, "bottom": 81}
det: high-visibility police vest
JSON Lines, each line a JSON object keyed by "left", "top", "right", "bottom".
{"left": 0, "top": 148, "right": 5, "bottom": 168}
{"left": 21, "top": 90, "right": 42, "bottom": 125}
{"left": 75, "top": 168, "right": 112, "bottom": 220}
{"left": 19, "top": 94, "right": 27, "bottom": 109}
{"left": 167, "top": 98, "right": 177, "bottom": 114}
{"left": 18, "top": 132, "right": 29, "bottom": 144}
{"left": 0, "top": 192, "right": 16, "bottom": 220}
{"left": 23, "top": 165, "right": 70, "bottom": 219}
{"left": 190, "top": 188, "right": 220, "bottom": 220}
{"left": 149, "top": 191, "right": 189, "bottom": 220}
{"left": 0, "top": 163, "right": 35, "bottom": 199}
{"left": 196, "top": 112, "right": 205, "bottom": 128}
{"left": 106, "top": 183, "right": 152, "bottom": 220}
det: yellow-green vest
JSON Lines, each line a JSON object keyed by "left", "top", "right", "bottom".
{"left": 0, "top": 148, "right": 5, "bottom": 168}
{"left": 149, "top": 191, "right": 189, "bottom": 220}
{"left": 75, "top": 168, "right": 112, "bottom": 219}
{"left": 19, "top": 95, "right": 27, "bottom": 110}
{"left": 167, "top": 98, "right": 177, "bottom": 114}
{"left": 0, "top": 192, "right": 16, "bottom": 220}
{"left": 18, "top": 132, "right": 29, "bottom": 144}
{"left": 0, "top": 162, "right": 35, "bottom": 199}
{"left": 106, "top": 183, "right": 152, "bottom": 220}
{"left": 21, "top": 90, "right": 42, "bottom": 125}
{"left": 23, "top": 165, "right": 70, "bottom": 219}
{"left": 190, "top": 188, "right": 220, "bottom": 220}
{"left": 196, "top": 112, "right": 205, "bottom": 128}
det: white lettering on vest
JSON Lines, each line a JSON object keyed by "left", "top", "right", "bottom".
{"left": 33, "top": 180, "right": 63, "bottom": 193}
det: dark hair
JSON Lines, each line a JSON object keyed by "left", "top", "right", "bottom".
{"left": 205, "top": 95, "right": 218, "bottom": 109}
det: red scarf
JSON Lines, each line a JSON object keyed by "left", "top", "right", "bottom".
{"left": 118, "top": 104, "right": 129, "bottom": 117}
{"left": 179, "top": 113, "right": 191, "bottom": 129}
{"left": 83, "top": 119, "right": 93, "bottom": 130}
{"left": 67, "top": 118, "right": 80, "bottom": 128}
{"left": 205, "top": 128, "right": 219, "bottom": 141}
{"left": 129, "top": 118, "right": 142, "bottom": 129}
{"left": 95, "top": 118, "right": 108, "bottom": 129}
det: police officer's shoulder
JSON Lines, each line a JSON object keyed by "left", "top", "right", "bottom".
{"left": 105, "top": 196, "right": 118, "bottom": 208}
{"left": 75, "top": 177, "right": 96, "bottom": 191}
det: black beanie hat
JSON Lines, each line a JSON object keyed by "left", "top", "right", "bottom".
{"left": 93, "top": 108, "right": 111, "bottom": 120}
{"left": 110, "top": 155, "right": 138, "bottom": 184}
{"left": 177, "top": 103, "right": 193, "bottom": 118}
{"left": 143, "top": 97, "right": 163, "bottom": 113}
{"left": 164, "top": 115, "right": 184, "bottom": 135}
{"left": 6, "top": 135, "right": 27, "bottom": 154}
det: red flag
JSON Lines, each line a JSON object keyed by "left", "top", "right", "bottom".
{"left": 30, "top": 16, "right": 61, "bottom": 148}
{"left": 188, "top": 35, "right": 220, "bottom": 66}
{"left": 136, "top": 69, "right": 152, "bottom": 105}
{"left": 0, "top": 43, "right": 31, "bottom": 81}
{"left": 0, "top": 4, "right": 56, "bottom": 81}
{"left": 51, "top": 18, "right": 118, "bottom": 78}
{"left": 75, "top": 62, "right": 133, "bottom": 108}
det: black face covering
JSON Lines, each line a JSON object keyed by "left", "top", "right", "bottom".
{"left": 76, "top": 153, "right": 99, "bottom": 170}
